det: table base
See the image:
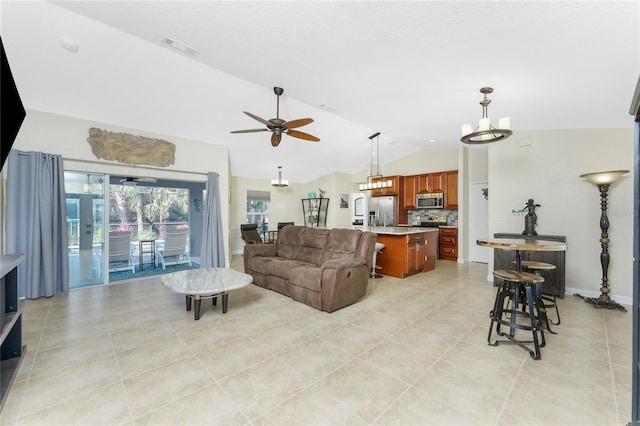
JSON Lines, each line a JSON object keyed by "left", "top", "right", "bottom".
{"left": 574, "top": 293, "right": 627, "bottom": 312}
{"left": 488, "top": 281, "right": 547, "bottom": 360}
{"left": 184, "top": 292, "right": 229, "bottom": 320}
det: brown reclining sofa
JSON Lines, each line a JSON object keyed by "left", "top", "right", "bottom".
{"left": 243, "top": 225, "right": 377, "bottom": 312}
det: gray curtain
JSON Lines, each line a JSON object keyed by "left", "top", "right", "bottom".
{"left": 200, "top": 172, "right": 225, "bottom": 268}
{"left": 6, "top": 150, "right": 69, "bottom": 298}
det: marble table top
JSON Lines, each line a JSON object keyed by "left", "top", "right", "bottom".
{"left": 161, "top": 267, "right": 253, "bottom": 295}
{"left": 476, "top": 238, "right": 567, "bottom": 252}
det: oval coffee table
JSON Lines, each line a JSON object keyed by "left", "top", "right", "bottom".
{"left": 161, "top": 268, "right": 253, "bottom": 320}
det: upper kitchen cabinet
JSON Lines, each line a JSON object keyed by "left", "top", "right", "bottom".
{"left": 402, "top": 176, "right": 417, "bottom": 210}
{"left": 444, "top": 170, "right": 458, "bottom": 209}
{"left": 371, "top": 175, "right": 401, "bottom": 197}
{"left": 417, "top": 172, "right": 444, "bottom": 194}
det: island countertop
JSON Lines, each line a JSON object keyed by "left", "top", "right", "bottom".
{"left": 365, "top": 226, "right": 439, "bottom": 235}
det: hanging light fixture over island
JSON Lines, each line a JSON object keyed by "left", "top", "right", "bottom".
{"left": 359, "top": 132, "right": 393, "bottom": 191}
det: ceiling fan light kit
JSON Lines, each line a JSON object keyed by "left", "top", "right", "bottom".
{"left": 271, "top": 166, "right": 289, "bottom": 187}
{"left": 120, "top": 176, "right": 158, "bottom": 186}
{"left": 231, "top": 87, "right": 320, "bottom": 147}
{"left": 461, "top": 87, "right": 512, "bottom": 145}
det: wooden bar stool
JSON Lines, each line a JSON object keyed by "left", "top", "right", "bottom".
{"left": 488, "top": 269, "right": 548, "bottom": 360}
{"left": 519, "top": 260, "right": 560, "bottom": 326}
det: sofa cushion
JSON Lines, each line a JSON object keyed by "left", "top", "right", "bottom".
{"left": 288, "top": 265, "right": 323, "bottom": 292}
{"left": 320, "top": 228, "right": 362, "bottom": 264}
{"left": 275, "top": 225, "right": 305, "bottom": 260}
{"left": 246, "top": 256, "right": 281, "bottom": 276}
{"left": 267, "top": 259, "right": 314, "bottom": 280}
{"left": 294, "top": 227, "right": 330, "bottom": 265}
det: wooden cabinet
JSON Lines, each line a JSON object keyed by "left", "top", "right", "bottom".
{"left": 371, "top": 175, "right": 401, "bottom": 197}
{"left": 406, "top": 233, "right": 426, "bottom": 276}
{"left": 374, "top": 231, "right": 438, "bottom": 278}
{"left": 416, "top": 173, "right": 444, "bottom": 194}
{"left": 416, "top": 175, "right": 429, "bottom": 194}
{"left": 444, "top": 170, "right": 458, "bottom": 209}
{"left": 0, "top": 254, "right": 26, "bottom": 410}
{"left": 402, "top": 176, "right": 417, "bottom": 210}
{"left": 439, "top": 227, "right": 458, "bottom": 261}
{"left": 430, "top": 173, "right": 445, "bottom": 193}
{"left": 376, "top": 232, "right": 437, "bottom": 278}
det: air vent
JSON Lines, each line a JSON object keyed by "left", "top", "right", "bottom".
{"left": 161, "top": 37, "right": 198, "bottom": 56}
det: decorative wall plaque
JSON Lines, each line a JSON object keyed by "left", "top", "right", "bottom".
{"left": 86, "top": 127, "right": 176, "bottom": 167}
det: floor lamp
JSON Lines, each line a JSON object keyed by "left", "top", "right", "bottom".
{"left": 578, "top": 169, "right": 629, "bottom": 312}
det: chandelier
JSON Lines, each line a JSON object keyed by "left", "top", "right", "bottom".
{"left": 359, "top": 132, "right": 392, "bottom": 191}
{"left": 271, "top": 166, "right": 289, "bottom": 187}
{"left": 461, "top": 87, "right": 512, "bottom": 144}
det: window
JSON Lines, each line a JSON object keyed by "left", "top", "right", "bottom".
{"left": 109, "top": 184, "right": 190, "bottom": 242}
{"left": 247, "top": 190, "right": 270, "bottom": 236}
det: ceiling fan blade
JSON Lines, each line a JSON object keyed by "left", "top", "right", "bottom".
{"left": 283, "top": 118, "right": 313, "bottom": 129}
{"left": 243, "top": 111, "right": 270, "bottom": 126}
{"left": 287, "top": 129, "right": 320, "bottom": 142}
{"left": 230, "top": 128, "right": 269, "bottom": 134}
{"left": 271, "top": 133, "right": 282, "bottom": 147}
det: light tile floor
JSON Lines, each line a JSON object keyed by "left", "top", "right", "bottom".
{"left": 0, "top": 256, "right": 633, "bottom": 425}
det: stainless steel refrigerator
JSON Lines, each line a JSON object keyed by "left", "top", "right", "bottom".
{"left": 367, "top": 196, "right": 397, "bottom": 226}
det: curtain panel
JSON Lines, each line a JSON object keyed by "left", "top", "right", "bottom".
{"left": 200, "top": 172, "right": 225, "bottom": 268}
{"left": 5, "top": 150, "right": 69, "bottom": 298}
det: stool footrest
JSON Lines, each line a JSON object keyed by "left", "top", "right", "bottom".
{"left": 487, "top": 278, "right": 546, "bottom": 360}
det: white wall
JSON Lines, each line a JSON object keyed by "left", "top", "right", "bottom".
{"left": 230, "top": 171, "right": 357, "bottom": 254}
{"left": 376, "top": 148, "right": 458, "bottom": 176}
{"left": 488, "top": 128, "right": 634, "bottom": 301}
{"left": 8, "top": 109, "right": 232, "bottom": 264}
{"left": 459, "top": 146, "right": 489, "bottom": 262}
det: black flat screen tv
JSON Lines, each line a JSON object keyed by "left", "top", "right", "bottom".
{"left": 1, "top": 36, "right": 26, "bottom": 171}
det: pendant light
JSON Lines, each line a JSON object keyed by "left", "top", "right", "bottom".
{"left": 461, "top": 87, "right": 512, "bottom": 144}
{"left": 271, "top": 166, "right": 289, "bottom": 187}
{"left": 359, "top": 132, "right": 392, "bottom": 191}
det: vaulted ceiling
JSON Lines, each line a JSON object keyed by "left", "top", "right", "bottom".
{"left": 2, "top": 1, "right": 638, "bottom": 182}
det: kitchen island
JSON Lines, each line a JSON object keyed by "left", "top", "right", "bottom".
{"left": 368, "top": 226, "right": 439, "bottom": 278}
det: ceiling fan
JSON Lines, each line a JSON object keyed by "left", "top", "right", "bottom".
{"left": 120, "top": 176, "right": 157, "bottom": 186}
{"left": 231, "top": 87, "right": 320, "bottom": 147}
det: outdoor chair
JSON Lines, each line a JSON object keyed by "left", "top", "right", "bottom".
{"left": 156, "top": 229, "right": 192, "bottom": 269}
{"left": 108, "top": 231, "right": 135, "bottom": 273}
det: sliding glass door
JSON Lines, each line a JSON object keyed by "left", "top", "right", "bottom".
{"left": 65, "top": 172, "right": 106, "bottom": 288}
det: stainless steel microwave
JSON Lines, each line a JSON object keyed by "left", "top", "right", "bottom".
{"left": 416, "top": 192, "right": 444, "bottom": 208}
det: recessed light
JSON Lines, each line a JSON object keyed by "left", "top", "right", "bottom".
{"left": 60, "top": 38, "right": 79, "bottom": 53}
{"left": 429, "top": 139, "right": 435, "bottom": 143}
{"left": 161, "top": 37, "right": 198, "bottom": 55}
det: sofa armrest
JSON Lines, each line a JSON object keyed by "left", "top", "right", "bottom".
{"left": 244, "top": 243, "right": 277, "bottom": 258}
{"left": 320, "top": 258, "right": 369, "bottom": 312}
{"left": 321, "top": 258, "right": 366, "bottom": 271}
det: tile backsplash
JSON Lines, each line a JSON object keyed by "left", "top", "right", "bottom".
{"left": 409, "top": 209, "right": 458, "bottom": 226}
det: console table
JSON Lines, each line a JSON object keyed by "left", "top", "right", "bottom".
{"left": 0, "top": 254, "right": 26, "bottom": 410}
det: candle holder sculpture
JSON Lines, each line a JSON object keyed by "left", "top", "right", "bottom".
{"left": 577, "top": 169, "right": 629, "bottom": 312}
